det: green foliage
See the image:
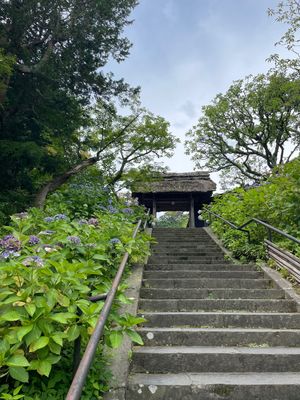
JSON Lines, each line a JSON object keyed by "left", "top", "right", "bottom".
{"left": 156, "top": 212, "right": 189, "bottom": 228}
{"left": 0, "top": 0, "right": 139, "bottom": 217}
{"left": 268, "top": 0, "right": 300, "bottom": 73}
{"left": 203, "top": 158, "right": 300, "bottom": 261}
{"left": 185, "top": 72, "right": 300, "bottom": 188}
{"left": 0, "top": 181, "right": 150, "bottom": 398}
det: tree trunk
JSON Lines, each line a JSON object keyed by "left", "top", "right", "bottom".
{"left": 34, "top": 156, "right": 98, "bottom": 209}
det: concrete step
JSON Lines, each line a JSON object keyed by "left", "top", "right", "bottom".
{"left": 151, "top": 251, "right": 225, "bottom": 257}
{"left": 143, "top": 270, "right": 263, "bottom": 279}
{"left": 139, "top": 288, "right": 285, "bottom": 299}
{"left": 152, "top": 242, "right": 219, "bottom": 247}
{"left": 138, "top": 327, "right": 300, "bottom": 347}
{"left": 141, "top": 312, "right": 300, "bottom": 329}
{"left": 144, "top": 263, "right": 258, "bottom": 271}
{"left": 142, "top": 278, "right": 272, "bottom": 289}
{"left": 148, "top": 257, "right": 229, "bottom": 264}
{"left": 131, "top": 346, "right": 300, "bottom": 373}
{"left": 126, "top": 372, "right": 300, "bottom": 399}
{"left": 139, "top": 299, "right": 296, "bottom": 313}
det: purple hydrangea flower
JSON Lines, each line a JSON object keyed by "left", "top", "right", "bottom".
{"left": 109, "top": 238, "right": 121, "bottom": 245}
{"left": 28, "top": 235, "right": 40, "bottom": 245}
{"left": 23, "top": 256, "right": 44, "bottom": 267}
{"left": 122, "top": 208, "right": 133, "bottom": 215}
{"left": 0, "top": 235, "right": 21, "bottom": 252}
{"left": 54, "top": 214, "right": 67, "bottom": 220}
{"left": 67, "top": 236, "right": 81, "bottom": 245}
{"left": 44, "top": 217, "right": 55, "bottom": 223}
{"left": 88, "top": 218, "right": 99, "bottom": 226}
{"left": 0, "top": 250, "right": 20, "bottom": 259}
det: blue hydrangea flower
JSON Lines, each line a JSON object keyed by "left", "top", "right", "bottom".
{"left": 109, "top": 238, "right": 121, "bottom": 245}
{"left": 0, "top": 250, "right": 20, "bottom": 259}
{"left": 122, "top": 208, "right": 133, "bottom": 214}
{"left": 107, "top": 205, "right": 117, "bottom": 214}
{"left": 28, "top": 235, "right": 40, "bottom": 245}
{"left": 54, "top": 214, "right": 67, "bottom": 220}
{"left": 23, "top": 256, "right": 44, "bottom": 267}
{"left": 78, "top": 219, "right": 88, "bottom": 225}
{"left": 44, "top": 216, "right": 55, "bottom": 223}
{"left": 67, "top": 236, "right": 81, "bottom": 245}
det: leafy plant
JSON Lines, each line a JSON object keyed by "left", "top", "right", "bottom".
{"left": 0, "top": 181, "right": 150, "bottom": 398}
{"left": 203, "top": 158, "right": 300, "bottom": 261}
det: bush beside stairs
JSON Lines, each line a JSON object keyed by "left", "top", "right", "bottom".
{"left": 126, "top": 228, "right": 300, "bottom": 399}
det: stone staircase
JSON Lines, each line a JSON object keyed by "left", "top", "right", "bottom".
{"left": 126, "top": 228, "right": 300, "bottom": 399}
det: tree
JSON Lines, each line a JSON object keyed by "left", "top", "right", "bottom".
{"left": 268, "top": 0, "right": 300, "bottom": 74}
{"left": 156, "top": 212, "right": 189, "bottom": 228}
{"left": 0, "top": 0, "right": 139, "bottom": 215}
{"left": 34, "top": 104, "right": 178, "bottom": 207}
{"left": 185, "top": 72, "right": 300, "bottom": 187}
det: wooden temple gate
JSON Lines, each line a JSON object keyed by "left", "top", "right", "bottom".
{"left": 132, "top": 172, "right": 216, "bottom": 227}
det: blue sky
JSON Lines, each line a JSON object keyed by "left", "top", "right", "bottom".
{"left": 107, "top": 0, "right": 287, "bottom": 182}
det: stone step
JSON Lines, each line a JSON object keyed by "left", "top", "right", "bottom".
{"left": 151, "top": 253, "right": 226, "bottom": 259}
{"left": 141, "top": 312, "right": 300, "bottom": 329}
{"left": 143, "top": 270, "right": 263, "bottom": 280}
{"left": 148, "top": 257, "right": 229, "bottom": 264}
{"left": 144, "top": 263, "right": 257, "bottom": 271}
{"left": 152, "top": 238, "right": 214, "bottom": 243}
{"left": 139, "top": 299, "right": 296, "bottom": 313}
{"left": 138, "top": 327, "right": 300, "bottom": 347}
{"left": 139, "top": 288, "right": 285, "bottom": 299}
{"left": 152, "top": 243, "right": 220, "bottom": 248}
{"left": 126, "top": 372, "right": 300, "bottom": 400}
{"left": 142, "top": 278, "right": 272, "bottom": 289}
{"left": 131, "top": 346, "right": 300, "bottom": 373}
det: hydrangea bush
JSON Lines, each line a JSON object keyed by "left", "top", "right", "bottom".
{"left": 0, "top": 178, "right": 151, "bottom": 399}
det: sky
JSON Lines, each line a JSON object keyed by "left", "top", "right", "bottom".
{"left": 106, "top": 0, "right": 287, "bottom": 186}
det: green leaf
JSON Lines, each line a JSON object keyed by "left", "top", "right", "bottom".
{"left": 67, "top": 325, "right": 81, "bottom": 342}
{"left": 0, "top": 311, "right": 21, "bottom": 321}
{"left": 126, "top": 330, "right": 144, "bottom": 345}
{"left": 51, "top": 334, "right": 63, "bottom": 346}
{"left": 25, "top": 303, "right": 36, "bottom": 317}
{"left": 92, "top": 254, "right": 108, "bottom": 261}
{"left": 57, "top": 293, "right": 70, "bottom": 307}
{"left": 49, "top": 312, "right": 76, "bottom": 324}
{"left": 13, "top": 385, "right": 23, "bottom": 395}
{"left": 29, "top": 336, "right": 49, "bottom": 352}
{"left": 9, "top": 366, "right": 29, "bottom": 383}
{"left": 7, "top": 354, "right": 30, "bottom": 367}
{"left": 37, "top": 360, "right": 52, "bottom": 377}
{"left": 16, "top": 325, "right": 33, "bottom": 341}
{"left": 109, "top": 330, "right": 123, "bottom": 349}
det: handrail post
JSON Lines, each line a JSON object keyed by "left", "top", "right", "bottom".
{"left": 268, "top": 228, "right": 273, "bottom": 242}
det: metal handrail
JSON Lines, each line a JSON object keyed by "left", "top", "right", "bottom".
{"left": 66, "top": 211, "right": 150, "bottom": 400}
{"left": 203, "top": 207, "right": 300, "bottom": 246}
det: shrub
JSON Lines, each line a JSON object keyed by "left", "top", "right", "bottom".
{"left": 203, "top": 158, "right": 300, "bottom": 261}
{"left": 0, "top": 180, "right": 151, "bottom": 399}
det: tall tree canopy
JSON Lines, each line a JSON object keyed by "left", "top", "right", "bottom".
{"left": 185, "top": 72, "right": 300, "bottom": 187}
{"left": 0, "top": 0, "right": 139, "bottom": 216}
